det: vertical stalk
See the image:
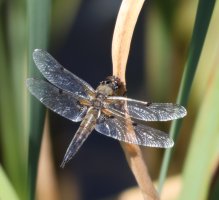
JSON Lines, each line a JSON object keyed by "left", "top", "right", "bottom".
{"left": 27, "top": 0, "right": 51, "bottom": 199}
{"left": 112, "top": 0, "right": 159, "bottom": 199}
{"left": 158, "top": 0, "right": 216, "bottom": 193}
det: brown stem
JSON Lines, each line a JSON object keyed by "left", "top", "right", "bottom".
{"left": 36, "top": 113, "right": 61, "bottom": 200}
{"left": 112, "top": 0, "right": 159, "bottom": 199}
{"left": 112, "top": 0, "right": 145, "bottom": 83}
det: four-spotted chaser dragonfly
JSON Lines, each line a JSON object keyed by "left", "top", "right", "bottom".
{"left": 26, "top": 49, "right": 187, "bottom": 167}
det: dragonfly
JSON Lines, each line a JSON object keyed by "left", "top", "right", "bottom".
{"left": 26, "top": 49, "right": 187, "bottom": 167}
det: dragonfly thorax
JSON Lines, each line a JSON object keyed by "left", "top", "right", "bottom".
{"left": 91, "top": 93, "right": 106, "bottom": 109}
{"left": 96, "top": 84, "right": 114, "bottom": 96}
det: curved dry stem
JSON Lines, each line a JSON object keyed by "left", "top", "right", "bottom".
{"left": 112, "top": 0, "right": 159, "bottom": 199}
{"left": 112, "top": 0, "right": 145, "bottom": 83}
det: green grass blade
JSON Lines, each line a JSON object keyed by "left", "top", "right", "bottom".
{"left": 51, "top": 0, "right": 81, "bottom": 48}
{"left": 0, "top": 166, "right": 19, "bottom": 200}
{"left": 158, "top": 0, "right": 216, "bottom": 192}
{"left": 209, "top": 173, "right": 219, "bottom": 200}
{"left": 27, "top": 0, "right": 51, "bottom": 199}
{"left": 0, "top": 2, "right": 27, "bottom": 199}
{"left": 179, "top": 2, "right": 219, "bottom": 198}
{"left": 146, "top": 8, "right": 173, "bottom": 101}
{"left": 179, "top": 46, "right": 219, "bottom": 200}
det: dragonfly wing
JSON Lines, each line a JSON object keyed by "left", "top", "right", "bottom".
{"left": 26, "top": 78, "right": 87, "bottom": 122}
{"left": 105, "top": 96, "right": 187, "bottom": 121}
{"left": 95, "top": 115, "right": 174, "bottom": 148}
{"left": 33, "top": 49, "right": 95, "bottom": 100}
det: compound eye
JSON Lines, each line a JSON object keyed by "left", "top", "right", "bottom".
{"left": 113, "top": 81, "right": 119, "bottom": 90}
{"left": 105, "top": 80, "right": 111, "bottom": 84}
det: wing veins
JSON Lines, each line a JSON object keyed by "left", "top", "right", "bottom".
{"left": 26, "top": 78, "right": 87, "bottom": 122}
{"left": 105, "top": 96, "right": 187, "bottom": 121}
{"left": 97, "top": 108, "right": 174, "bottom": 148}
{"left": 32, "top": 49, "right": 95, "bottom": 100}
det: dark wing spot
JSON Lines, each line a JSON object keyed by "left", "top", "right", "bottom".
{"left": 106, "top": 80, "right": 111, "bottom": 84}
{"left": 132, "top": 122, "right": 137, "bottom": 126}
{"left": 109, "top": 115, "right": 115, "bottom": 119}
{"left": 59, "top": 89, "right": 63, "bottom": 94}
{"left": 146, "top": 102, "right": 152, "bottom": 106}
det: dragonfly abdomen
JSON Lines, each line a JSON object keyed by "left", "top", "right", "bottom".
{"left": 80, "top": 108, "right": 99, "bottom": 127}
{"left": 61, "top": 108, "right": 99, "bottom": 167}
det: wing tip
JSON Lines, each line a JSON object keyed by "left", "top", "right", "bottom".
{"left": 151, "top": 137, "right": 174, "bottom": 148}
{"left": 173, "top": 104, "right": 187, "bottom": 119}
{"left": 33, "top": 48, "right": 42, "bottom": 56}
{"left": 167, "top": 138, "right": 174, "bottom": 148}
{"left": 181, "top": 106, "right": 187, "bottom": 117}
{"left": 32, "top": 49, "right": 46, "bottom": 61}
{"left": 34, "top": 48, "right": 42, "bottom": 52}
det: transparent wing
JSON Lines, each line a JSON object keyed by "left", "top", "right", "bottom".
{"left": 95, "top": 115, "right": 174, "bottom": 148}
{"left": 33, "top": 49, "right": 95, "bottom": 100}
{"left": 26, "top": 78, "right": 87, "bottom": 122}
{"left": 105, "top": 96, "right": 187, "bottom": 121}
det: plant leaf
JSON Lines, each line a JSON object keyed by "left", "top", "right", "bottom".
{"left": 0, "top": 1, "right": 27, "bottom": 199}
{"left": 27, "top": 0, "right": 51, "bottom": 199}
{"left": 179, "top": 45, "right": 219, "bottom": 200}
{"left": 0, "top": 166, "right": 19, "bottom": 200}
{"left": 158, "top": 0, "right": 216, "bottom": 192}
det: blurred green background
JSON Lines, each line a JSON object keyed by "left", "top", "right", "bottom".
{"left": 0, "top": 0, "right": 219, "bottom": 200}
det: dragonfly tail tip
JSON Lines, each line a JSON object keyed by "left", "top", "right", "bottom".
{"left": 60, "top": 155, "right": 71, "bottom": 168}
{"left": 60, "top": 160, "right": 66, "bottom": 168}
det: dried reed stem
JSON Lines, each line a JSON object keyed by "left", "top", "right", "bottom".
{"left": 112, "top": 0, "right": 144, "bottom": 83}
{"left": 112, "top": 0, "right": 159, "bottom": 199}
{"left": 36, "top": 113, "right": 61, "bottom": 200}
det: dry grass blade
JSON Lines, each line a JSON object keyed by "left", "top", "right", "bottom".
{"left": 36, "top": 113, "right": 61, "bottom": 200}
{"left": 112, "top": 0, "right": 159, "bottom": 199}
{"left": 112, "top": 0, "right": 145, "bottom": 83}
{"left": 120, "top": 143, "right": 159, "bottom": 200}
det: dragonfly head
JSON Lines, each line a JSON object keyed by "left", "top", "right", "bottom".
{"left": 97, "top": 76, "right": 126, "bottom": 96}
